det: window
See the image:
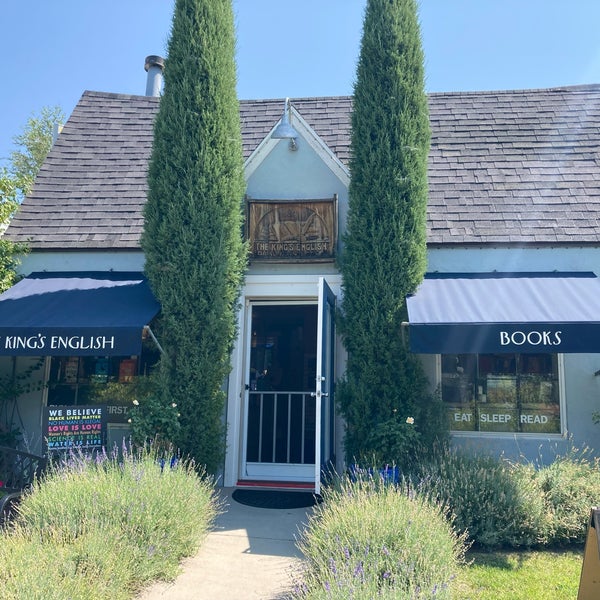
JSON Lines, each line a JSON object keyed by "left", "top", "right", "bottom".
{"left": 441, "top": 353, "right": 560, "bottom": 434}
{"left": 46, "top": 340, "right": 160, "bottom": 406}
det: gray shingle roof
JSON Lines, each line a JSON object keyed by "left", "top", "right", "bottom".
{"left": 428, "top": 84, "right": 600, "bottom": 244}
{"left": 5, "top": 84, "right": 600, "bottom": 249}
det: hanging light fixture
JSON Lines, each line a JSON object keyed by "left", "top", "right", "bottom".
{"left": 271, "top": 97, "right": 298, "bottom": 150}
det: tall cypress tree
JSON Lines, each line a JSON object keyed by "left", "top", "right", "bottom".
{"left": 142, "top": 0, "right": 246, "bottom": 473}
{"left": 338, "top": 0, "right": 436, "bottom": 463}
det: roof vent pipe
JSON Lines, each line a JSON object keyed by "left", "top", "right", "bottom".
{"left": 144, "top": 55, "right": 165, "bottom": 97}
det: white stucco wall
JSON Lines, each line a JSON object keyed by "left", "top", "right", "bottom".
{"left": 428, "top": 245, "right": 600, "bottom": 275}
{"left": 247, "top": 137, "right": 348, "bottom": 200}
{"left": 18, "top": 251, "right": 146, "bottom": 276}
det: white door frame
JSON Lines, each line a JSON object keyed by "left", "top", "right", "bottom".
{"left": 240, "top": 299, "right": 316, "bottom": 482}
{"left": 223, "top": 274, "right": 342, "bottom": 488}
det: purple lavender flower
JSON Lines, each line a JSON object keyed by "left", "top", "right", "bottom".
{"left": 354, "top": 560, "right": 364, "bottom": 580}
{"left": 328, "top": 557, "right": 337, "bottom": 575}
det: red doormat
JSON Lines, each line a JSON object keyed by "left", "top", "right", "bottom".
{"left": 231, "top": 489, "right": 321, "bottom": 509}
{"left": 236, "top": 480, "right": 314, "bottom": 490}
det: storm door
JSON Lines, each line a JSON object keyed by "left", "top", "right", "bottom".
{"left": 241, "top": 280, "right": 336, "bottom": 487}
{"left": 314, "top": 277, "right": 336, "bottom": 494}
{"left": 242, "top": 302, "right": 318, "bottom": 482}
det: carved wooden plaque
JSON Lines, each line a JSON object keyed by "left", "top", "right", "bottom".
{"left": 247, "top": 197, "right": 337, "bottom": 261}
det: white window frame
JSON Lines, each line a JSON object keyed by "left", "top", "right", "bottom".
{"left": 438, "top": 352, "right": 566, "bottom": 439}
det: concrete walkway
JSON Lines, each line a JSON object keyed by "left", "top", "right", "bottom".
{"left": 137, "top": 489, "right": 313, "bottom": 600}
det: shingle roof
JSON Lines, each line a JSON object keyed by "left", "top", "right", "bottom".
{"left": 5, "top": 92, "right": 157, "bottom": 250}
{"left": 5, "top": 84, "right": 600, "bottom": 249}
{"left": 428, "top": 84, "right": 600, "bottom": 244}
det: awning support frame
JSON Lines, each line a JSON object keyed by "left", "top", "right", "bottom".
{"left": 144, "top": 326, "right": 164, "bottom": 355}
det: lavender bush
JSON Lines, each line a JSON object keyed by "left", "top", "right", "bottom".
{"left": 293, "top": 475, "right": 467, "bottom": 599}
{"left": 0, "top": 444, "right": 218, "bottom": 599}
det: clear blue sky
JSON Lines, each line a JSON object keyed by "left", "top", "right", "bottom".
{"left": 2, "top": 0, "right": 600, "bottom": 166}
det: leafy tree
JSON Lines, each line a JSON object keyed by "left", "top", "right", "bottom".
{"left": 7, "top": 106, "right": 64, "bottom": 200}
{"left": 338, "top": 0, "right": 443, "bottom": 465}
{"left": 142, "top": 0, "right": 246, "bottom": 473}
{"left": 0, "top": 172, "right": 18, "bottom": 224}
{"left": 0, "top": 170, "right": 20, "bottom": 292}
{"left": 0, "top": 106, "right": 64, "bottom": 292}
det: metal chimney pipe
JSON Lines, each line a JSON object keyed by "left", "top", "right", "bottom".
{"left": 144, "top": 55, "right": 165, "bottom": 97}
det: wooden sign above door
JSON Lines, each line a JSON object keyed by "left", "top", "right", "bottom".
{"left": 246, "top": 196, "right": 337, "bottom": 262}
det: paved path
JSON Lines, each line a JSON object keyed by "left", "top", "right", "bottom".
{"left": 137, "top": 489, "right": 313, "bottom": 600}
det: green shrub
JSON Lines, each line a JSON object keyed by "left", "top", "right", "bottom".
{"left": 293, "top": 476, "right": 467, "bottom": 599}
{"left": 0, "top": 445, "right": 218, "bottom": 599}
{"left": 362, "top": 415, "right": 420, "bottom": 467}
{"left": 414, "top": 449, "right": 547, "bottom": 549}
{"left": 90, "top": 375, "right": 181, "bottom": 447}
{"left": 536, "top": 448, "right": 600, "bottom": 545}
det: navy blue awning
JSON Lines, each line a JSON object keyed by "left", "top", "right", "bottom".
{"left": 0, "top": 272, "right": 160, "bottom": 356}
{"left": 406, "top": 273, "right": 600, "bottom": 354}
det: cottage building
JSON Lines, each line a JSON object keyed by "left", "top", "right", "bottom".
{"left": 2, "top": 62, "right": 600, "bottom": 489}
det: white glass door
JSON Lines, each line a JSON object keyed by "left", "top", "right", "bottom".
{"left": 314, "top": 277, "right": 336, "bottom": 494}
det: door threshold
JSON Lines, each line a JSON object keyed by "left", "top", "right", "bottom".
{"left": 236, "top": 480, "right": 315, "bottom": 491}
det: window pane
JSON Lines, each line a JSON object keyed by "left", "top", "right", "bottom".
{"left": 442, "top": 353, "right": 560, "bottom": 434}
{"left": 517, "top": 354, "right": 560, "bottom": 434}
{"left": 442, "top": 354, "right": 476, "bottom": 431}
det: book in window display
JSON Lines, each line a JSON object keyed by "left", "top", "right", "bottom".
{"left": 119, "top": 358, "right": 137, "bottom": 383}
{"left": 486, "top": 375, "right": 517, "bottom": 405}
{"left": 519, "top": 374, "right": 555, "bottom": 405}
{"left": 442, "top": 373, "right": 473, "bottom": 405}
{"left": 64, "top": 358, "right": 79, "bottom": 384}
{"left": 91, "top": 358, "right": 109, "bottom": 383}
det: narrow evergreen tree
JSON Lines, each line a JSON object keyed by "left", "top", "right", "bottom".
{"left": 142, "top": 0, "right": 246, "bottom": 473}
{"left": 338, "top": 0, "right": 439, "bottom": 464}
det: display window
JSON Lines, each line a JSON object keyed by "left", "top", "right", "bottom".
{"left": 441, "top": 353, "right": 560, "bottom": 434}
{"left": 46, "top": 340, "right": 160, "bottom": 406}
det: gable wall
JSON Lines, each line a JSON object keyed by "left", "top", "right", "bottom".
{"left": 19, "top": 251, "right": 145, "bottom": 276}
{"left": 428, "top": 246, "right": 600, "bottom": 275}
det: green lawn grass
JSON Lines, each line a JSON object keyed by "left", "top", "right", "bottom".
{"left": 453, "top": 549, "right": 584, "bottom": 600}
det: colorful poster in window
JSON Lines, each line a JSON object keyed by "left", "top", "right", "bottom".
{"left": 44, "top": 405, "right": 106, "bottom": 451}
